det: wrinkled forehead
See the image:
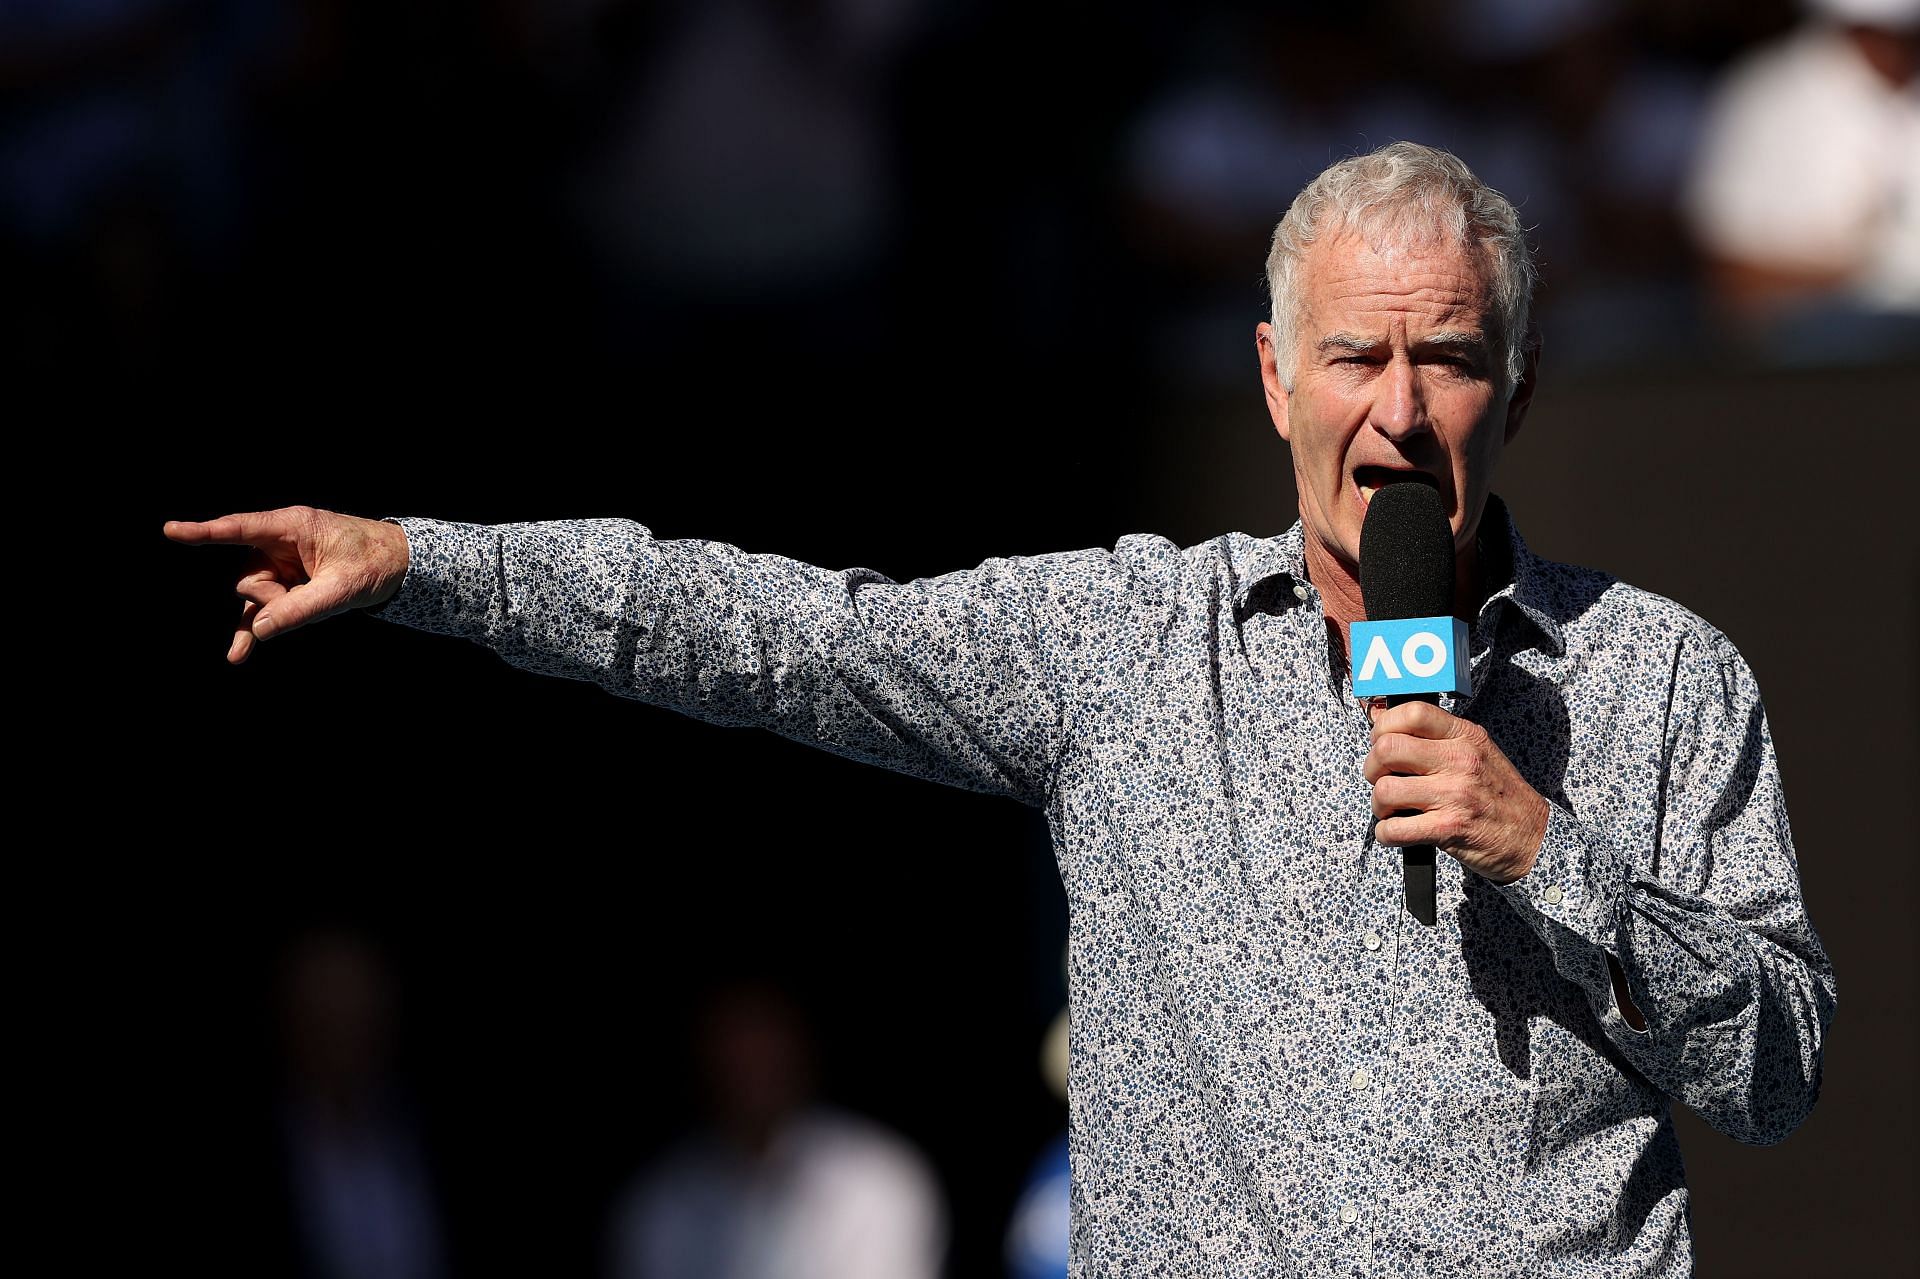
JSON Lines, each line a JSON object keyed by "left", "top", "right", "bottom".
{"left": 1297, "top": 228, "right": 1498, "bottom": 335}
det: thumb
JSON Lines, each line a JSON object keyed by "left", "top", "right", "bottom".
{"left": 252, "top": 572, "right": 355, "bottom": 641}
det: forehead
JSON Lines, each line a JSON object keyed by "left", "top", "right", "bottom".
{"left": 1297, "top": 230, "right": 1493, "bottom": 337}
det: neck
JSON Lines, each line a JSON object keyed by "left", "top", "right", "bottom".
{"left": 1307, "top": 532, "right": 1485, "bottom": 661}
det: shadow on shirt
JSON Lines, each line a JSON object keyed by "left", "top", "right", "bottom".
{"left": 1456, "top": 650, "right": 1648, "bottom": 1090}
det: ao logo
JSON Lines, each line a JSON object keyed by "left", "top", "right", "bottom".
{"left": 1358, "top": 630, "right": 1448, "bottom": 682}
{"left": 1348, "top": 615, "right": 1472, "bottom": 698}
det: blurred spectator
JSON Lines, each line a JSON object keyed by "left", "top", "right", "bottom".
{"left": 1004, "top": 1132, "right": 1068, "bottom": 1279}
{"left": 607, "top": 981, "right": 946, "bottom": 1279}
{"left": 0, "top": 0, "right": 272, "bottom": 370}
{"left": 1685, "top": 0, "right": 1920, "bottom": 350}
{"left": 277, "top": 929, "right": 447, "bottom": 1279}
{"left": 571, "top": 0, "right": 923, "bottom": 356}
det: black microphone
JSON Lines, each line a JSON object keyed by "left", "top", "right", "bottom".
{"left": 1359, "top": 480, "right": 1454, "bottom": 927}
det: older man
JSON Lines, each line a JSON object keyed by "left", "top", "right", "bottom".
{"left": 167, "top": 142, "right": 1834, "bottom": 1278}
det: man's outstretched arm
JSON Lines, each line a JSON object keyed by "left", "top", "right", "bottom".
{"left": 167, "top": 506, "right": 1151, "bottom": 806}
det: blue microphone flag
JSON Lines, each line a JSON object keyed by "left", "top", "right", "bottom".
{"left": 1350, "top": 616, "right": 1471, "bottom": 698}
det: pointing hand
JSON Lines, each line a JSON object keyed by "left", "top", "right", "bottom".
{"left": 163, "top": 506, "right": 411, "bottom": 664}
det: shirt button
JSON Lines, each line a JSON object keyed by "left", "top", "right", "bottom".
{"left": 1362, "top": 930, "right": 1381, "bottom": 951}
{"left": 1349, "top": 1067, "right": 1372, "bottom": 1091}
{"left": 1339, "top": 1204, "right": 1359, "bottom": 1224}
{"left": 1293, "top": 583, "right": 1309, "bottom": 601}
{"left": 1543, "top": 885, "right": 1565, "bottom": 905}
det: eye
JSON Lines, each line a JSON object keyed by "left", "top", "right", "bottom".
{"left": 1427, "top": 355, "right": 1483, "bottom": 377}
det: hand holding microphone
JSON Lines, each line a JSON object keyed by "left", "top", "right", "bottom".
{"left": 1356, "top": 481, "right": 1548, "bottom": 921}
{"left": 1363, "top": 700, "right": 1549, "bottom": 889}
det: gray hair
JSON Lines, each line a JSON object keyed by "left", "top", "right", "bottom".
{"left": 1264, "top": 141, "right": 1538, "bottom": 390}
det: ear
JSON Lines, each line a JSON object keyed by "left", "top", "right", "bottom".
{"left": 1256, "top": 322, "right": 1292, "bottom": 443}
{"left": 1504, "top": 334, "right": 1540, "bottom": 445}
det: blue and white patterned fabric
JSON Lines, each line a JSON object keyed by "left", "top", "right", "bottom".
{"left": 370, "top": 497, "right": 1835, "bottom": 1278}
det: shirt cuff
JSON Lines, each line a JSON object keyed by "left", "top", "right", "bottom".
{"left": 1494, "top": 802, "right": 1649, "bottom": 1037}
{"left": 361, "top": 516, "right": 499, "bottom": 640}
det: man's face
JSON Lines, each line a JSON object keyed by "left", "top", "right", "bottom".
{"left": 1257, "top": 230, "right": 1535, "bottom": 582}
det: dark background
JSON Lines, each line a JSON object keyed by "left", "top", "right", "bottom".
{"left": 48, "top": 0, "right": 1916, "bottom": 1273}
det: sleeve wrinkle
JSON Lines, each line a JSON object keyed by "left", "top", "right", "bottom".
{"left": 1012, "top": 559, "right": 1080, "bottom": 810}
{"left": 1625, "top": 633, "right": 1833, "bottom": 1142}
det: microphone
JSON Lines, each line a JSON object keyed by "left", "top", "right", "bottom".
{"left": 1359, "top": 480, "right": 1455, "bottom": 927}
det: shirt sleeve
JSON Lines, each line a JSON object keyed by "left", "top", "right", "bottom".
{"left": 1494, "top": 627, "right": 1837, "bottom": 1146}
{"left": 364, "top": 515, "right": 1142, "bottom": 807}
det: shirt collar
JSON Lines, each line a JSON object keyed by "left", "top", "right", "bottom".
{"left": 1476, "top": 496, "right": 1566, "bottom": 655}
{"left": 1233, "top": 494, "right": 1567, "bottom": 656}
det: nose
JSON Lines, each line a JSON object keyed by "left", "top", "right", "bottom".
{"left": 1369, "top": 354, "right": 1429, "bottom": 441}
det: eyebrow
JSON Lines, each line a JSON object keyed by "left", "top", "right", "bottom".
{"left": 1315, "top": 331, "right": 1490, "bottom": 356}
{"left": 1417, "top": 331, "right": 1490, "bottom": 354}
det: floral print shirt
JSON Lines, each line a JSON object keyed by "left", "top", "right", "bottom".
{"left": 370, "top": 497, "right": 1835, "bottom": 1278}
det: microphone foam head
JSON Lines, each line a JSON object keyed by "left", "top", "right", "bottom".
{"left": 1359, "top": 480, "right": 1455, "bottom": 620}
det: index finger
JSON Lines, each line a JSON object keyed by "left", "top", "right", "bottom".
{"left": 163, "top": 511, "right": 294, "bottom": 547}
{"left": 1369, "top": 699, "right": 1468, "bottom": 741}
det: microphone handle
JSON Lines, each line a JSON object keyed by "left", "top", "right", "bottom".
{"left": 1386, "top": 691, "right": 1439, "bottom": 926}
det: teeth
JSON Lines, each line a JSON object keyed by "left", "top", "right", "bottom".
{"left": 1360, "top": 484, "right": 1378, "bottom": 504}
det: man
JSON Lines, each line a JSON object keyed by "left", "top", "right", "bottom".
{"left": 167, "top": 142, "right": 1835, "bottom": 1277}
{"left": 1685, "top": 0, "right": 1920, "bottom": 328}
{"left": 608, "top": 981, "right": 947, "bottom": 1279}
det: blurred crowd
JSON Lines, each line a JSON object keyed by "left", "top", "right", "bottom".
{"left": 6, "top": 0, "right": 1915, "bottom": 404}
{"left": 264, "top": 929, "right": 1071, "bottom": 1279}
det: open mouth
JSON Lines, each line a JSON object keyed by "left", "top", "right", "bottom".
{"left": 1354, "top": 466, "right": 1440, "bottom": 506}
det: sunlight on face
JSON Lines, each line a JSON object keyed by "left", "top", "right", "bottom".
{"left": 1260, "top": 231, "right": 1528, "bottom": 587}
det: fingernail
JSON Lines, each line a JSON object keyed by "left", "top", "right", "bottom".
{"left": 255, "top": 613, "right": 277, "bottom": 640}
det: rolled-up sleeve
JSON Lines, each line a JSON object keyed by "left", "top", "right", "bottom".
{"left": 367, "top": 516, "right": 1146, "bottom": 806}
{"left": 1497, "top": 627, "right": 1837, "bottom": 1146}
